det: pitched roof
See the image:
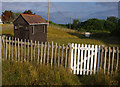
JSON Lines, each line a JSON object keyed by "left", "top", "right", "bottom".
{"left": 14, "top": 13, "right": 48, "bottom": 25}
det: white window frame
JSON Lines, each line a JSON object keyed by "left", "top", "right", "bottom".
{"left": 32, "top": 26, "right": 35, "bottom": 35}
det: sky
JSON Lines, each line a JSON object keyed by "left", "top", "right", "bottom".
{"left": 1, "top": 2, "right": 119, "bottom": 24}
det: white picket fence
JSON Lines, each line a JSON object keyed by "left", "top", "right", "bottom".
{"left": 70, "top": 43, "right": 120, "bottom": 75}
{"left": 0, "top": 35, "right": 120, "bottom": 75}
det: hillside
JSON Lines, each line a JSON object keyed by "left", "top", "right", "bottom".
{"left": 2, "top": 24, "right": 120, "bottom": 47}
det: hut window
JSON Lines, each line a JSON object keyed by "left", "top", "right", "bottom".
{"left": 32, "top": 26, "right": 35, "bottom": 35}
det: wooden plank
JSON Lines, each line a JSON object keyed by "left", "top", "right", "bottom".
{"left": 34, "top": 41, "right": 36, "bottom": 62}
{"left": 61, "top": 44, "right": 64, "bottom": 66}
{"left": 97, "top": 45, "right": 101, "bottom": 71}
{"left": 21, "top": 39, "right": 23, "bottom": 62}
{"left": 71, "top": 43, "right": 74, "bottom": 71}
{"left": 15, "top": 38, "right": 17, "bottom": 61}
{"left": 58, "top": 43, "right": 60, "bottom": 67}
{"left": 77, "top": 44, "right": 80, "bottom": 75}
{"left": 24, "top": 39, "right": 26, "bottom": 62}
{"left": 108, "top": 47, "right": 111, "bottom": 75}
{"left": 18, "top": 38, "right": 20, "bottom": 61}
{"left": 11, "top": 37, "right": 13, "bottom": 60}
{"left": 73, "top": 44, "right": 77, "bottom": 74}
{"left": 54, "top": 43, "right": 57, "bottom": 65}
{"left": 37, "top": 41, "right": 40, "bottom": 63}
{"left": 27, "top": 40, "right": 29, "bottom": 62}
{"left": 100, "top": 45, "right": 104, "bottom": 69}
{"left": 31, "top": 40, "right": 33, "bottom": 62}
{"left": 90, "top": 45, "right": 94, "bottom": 75}
{"left": 94, "top": 45, "right": 98, "bottom": 74}
{"left": 83, "top": 44, "right": 87, "bottom": 75}
{"left": 104, "top": 47, "right": 107, "bottom": 74}
{"left": 9, "top": 37, "right": 11, "bottom": 60}
{"left": 47, "top": 42, "right": 50, "bottom": 66}
{"left": 80, "top": 44, "right": 84, "bottom": 75}
{"left": 111, "top": 47, "right": 115, "bottom": 74}
{"left": 51, "top": 41, "right": 54, "bottom": 67}
{"left": 116, "top": 47, "right": 119, "bottom": 71}
{"left": 87, "top": 45, "right": 90, "bottom": 75}
{"left": 44, "top": 42, "right": 47, "bottom": 64}
{"left": 40, "top": 42, "right": 43, "bottom": 64}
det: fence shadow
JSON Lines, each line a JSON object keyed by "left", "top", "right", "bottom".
{"left": 67, "top": 31, "right": 120, "bottom": 46}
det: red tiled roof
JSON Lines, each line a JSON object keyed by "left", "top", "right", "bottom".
{"left": 14, "top": 13, "right": 48, "bottom": 25}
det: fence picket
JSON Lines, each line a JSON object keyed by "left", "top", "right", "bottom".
{"left": 21, "top": 39, "right": 23, "bottom": 62}
{"left": 18, "top": 38, "right": 20, "bottom": 61}
{"left": 51, "top": 41, "right": 53, "bottom": 67}
{"left": 71, "top": 43, "right": 74, "bottom": 71}
{"left": 54, "top": 43, "right": 57, "bottom": 65}
{"left": 87, "top": 45, "right": 90, "bottom": 75}
{"left": 90, "top": 45, "right": 94, "bottom": 75}
{"left": 41, "top": 42, "right": 43, "bottom": 64}
{"left": 65, "top": 45, "right": 68, "bottom": 69}
{"left": 6, "top": 37, "right": 7, "bottom": 60}
{"left": 100, "top": 46, "right": 104, "bottom": 69}
{"left": 37, "top": 41, "right": 40, "bottom": 63}
{"left": 83, "top": 44, "right": 87, "bottom": 75}
{"left": 77, "top": 44, "right": 80, "bottom": 75}
{"left": 80, "top": 44, "right": 84, "bottom": 75}
{"left": 58, "top": 43, "right": 60, "bottom": 67}
{"left": 61, "top": 44, "right": 64, "bottom": 66}
{"left": 27, "top": 40, "right": 29, "bottom": 62}
{"left": 47, "top": 42, "right": 49, "bottom": 66}
{"left": 111, "top": 47, "right": 115, "bottom": 74}
{"left": 97, "top": 45, "right": 101, "bottom": 71}
{"left": 0, "top": 36, "right": 1, "bottom": 62}
{"left": 108, "top": 47, "right": 111, "bottom": 75}
{"left": 15, "top": 38, "right": 17, "bottom": 61}
{"left": 94, "top": 45, "right": 98, "bottom": 74}
{"left": 11, "top": 37, "right": 13, "bottom": 60}
{"left": 31, "top": 40, "right": 33, "bottom": 62}
{"left": 44, "top": 42, "right": 47, "bottom": 64}
{"left": 24, "top": 39, "right": 26, "bottom": 62}
{"left": 2, "top": 37, "right": 5, "bottom": 59}
{"left": 116, "top": 47, "right": 119, "bottom": 71}
{"left": 73, "top": 44, "right": 77, "bottom": 74}
{"left": 9, "top": 37, "right": 11, "bottom": 60}
{"left": 34, "top": 41, "right": 36, "bottom": 62}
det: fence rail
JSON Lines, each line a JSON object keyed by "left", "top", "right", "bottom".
{"left": 0, "top": 35, "right": 120, "bottom": 75}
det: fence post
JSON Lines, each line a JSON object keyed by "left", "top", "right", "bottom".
{"left": 11, "top": 37, "right": 13, "bottom": 60}
{"left": 80, "top": 44, "right": 84, "bottom": 75}
{"left": 21, "top": 39, "right": 23, "bottom": 62}
{"left": 100, "top": 45, "right": 104, "bottom": 70}
{"left": 31, "top": 40, "right": 33, "bottom": 62}
{"left": 68, "top": 43, "right": 72, "bottom": 69}
{"left": 58, "top": 43, "right": 60, "bottom": 67}
{"left": 97, "top": 45, "right": 101, "bottom": 72}
{"left": 71, "top": 43, "right": 74, "bottom": 72}
{"left": 90, "top": 45, "right": 94, "bottom": 75}
{"left": 15, "top": 38, "right": 17, "bottom": 61}
{"left": 27, "top": 40, "right": 29, "bottom": 62}
{"left": 18, "top": 38, "right": 20, "bottom": 61}
{"left": 94, "top": 45, "right": 98, "bottom": 74}
{"left": 2, "top": 36, "right": 5, "bottom": 59}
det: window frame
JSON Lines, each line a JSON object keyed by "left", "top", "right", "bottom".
{"left": 32, "top": 26, "right": 35, "bottom": 35}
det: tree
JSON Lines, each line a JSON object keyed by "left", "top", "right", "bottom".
{"left": 72, "top": 19, "right": 80, "bottom": 30}
{"left": 2, "top": 10, "right": 14, "bottom": 23}
{"left": 23, "top": 10, "right": 35, "bottom": 15}
{"left": 107, "top": 16, "right": 118, "bottom": 24}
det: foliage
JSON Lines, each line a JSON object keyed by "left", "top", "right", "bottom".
{"left": 2, "top": 10, "right": 14, "bottom": 23}
{"left": 23, "top": 10, "right": 35, "bottom": 15}
{"left": 2, "top": 60, "right": 81, "bottom": 85}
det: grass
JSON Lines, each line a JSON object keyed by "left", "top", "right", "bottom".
{"left": 1, "top": 24, "right": 120, "bottom": 85}
{"left": 1, "top": 24, "right": 120, "bottom": 47}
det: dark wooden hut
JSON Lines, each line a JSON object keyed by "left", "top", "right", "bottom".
{"left": 13, "top": 13, "right": 48, "bottom": 42}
